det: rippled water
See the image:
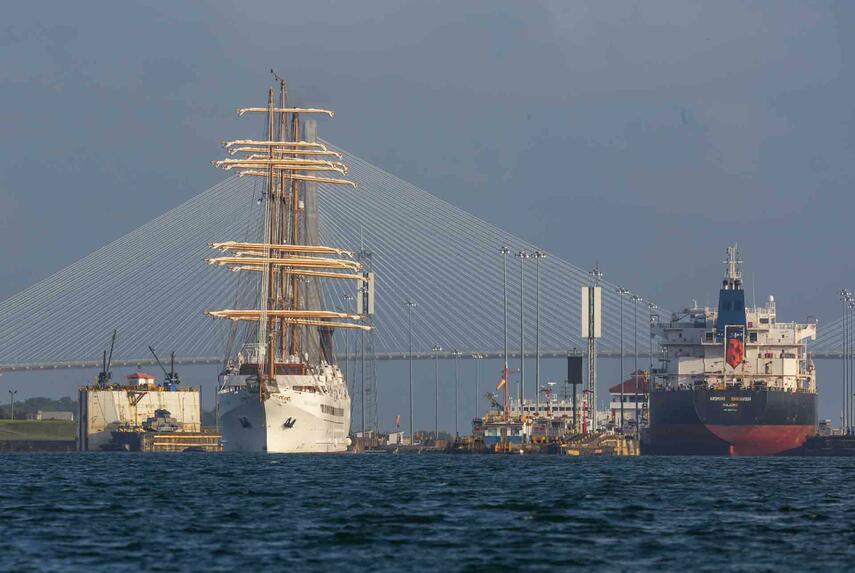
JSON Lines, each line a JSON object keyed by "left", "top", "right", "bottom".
{"left": 1, "top": 454, "right": 853, "bottom": 572}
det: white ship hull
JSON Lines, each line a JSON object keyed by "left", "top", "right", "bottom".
{"left": 218, "top": 367, "right": 351, "bottom": 453}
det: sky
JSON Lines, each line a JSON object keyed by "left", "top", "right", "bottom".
{"left": 2, "top": 1, "right": 855, "bottom": 426}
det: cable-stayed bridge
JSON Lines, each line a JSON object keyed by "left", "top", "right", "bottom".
{"left": 0, "top": 143, "right": 845, "bottom": 372}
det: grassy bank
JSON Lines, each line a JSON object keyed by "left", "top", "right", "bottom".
{"left": 0, "top": 420, "right": 75, "bottom": 441}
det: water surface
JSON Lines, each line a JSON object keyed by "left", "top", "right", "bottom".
{"left": 1, "top": 454, "right": 853, "bottom": 572}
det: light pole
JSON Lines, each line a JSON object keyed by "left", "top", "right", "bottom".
{"left": 335, "top": 304, "right": 347, "bottom": 385}
{"left": 432, "top": 345, "right": 442, "bottom": 441}
{"left": 452, "top": 350, "right": 462, "bottom": 438}
{"left": 516, "top": 250, "right": 530, "bottom": 409}
{"left": 8, "top": 389, "right": 17, "bottom": 421}
{"left": 632, "top": 294, "right": 642, "bottom": 439}
{"left": 405, "top": 300, "right": 417, "bottom": 443}
{"left": 617, "top": 287, "right": 629, "bottom": 431}
{"left": 842, "top": 290, "right": 849, "bottom": 434}
{"left": 359, "top": 285, "right": 367, "bottom": 440}
{"left": 500, "top": 246, "right": 510, "bottom": 380}
{"left": 533, "top": 251, "right": 545, "bottom": 416}
{"left": 850, "top": 300, "right": 855, "bottom": 435}
{"left": 846, "top": 292, "right": 854, "bottom": 435}
{"left": 473, "top": 353, "right": 483, "bottom": 419}
{"left": 343, "top": 293, "right": 354, "bottom": 388}
{"left": 587, "top": 267, "right": 603, "bottom": 433}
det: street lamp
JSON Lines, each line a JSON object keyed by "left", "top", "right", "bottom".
{"left": 405, "top": 300, "right": 418, "bottom": 443}
{"left": 500, "top": 246, "right": 511, "bottom": 378}
{"left": 473, "top": 353, "right": 484, "bottom": 419}
{"left": 533, "top": 251, "right": 546, "bottom": 416}
{"left": 588, "top": 266, "right": 603, "bottom": 432}
{"left": 515, "top": 250, "right": 530, "bottom": 408}
{"left": 507, "top": 366, "right": 521, "bottom": 416}
{"left": 632, "top": 294, "right": 643, "bottom": 440}
{"left": 849, "top": 299, "right": 855, "bottom": 435}
{"left": 8, "top": 389, "right": 17, "bottom": 421}
{"left": 846, "top": 292, "right": 854, "bottom": 435}
{"left": 358, "top": 285, "right": 368, "bottom": 439}
{"left": 452, "top": 350, "right": 462, "bottom": 438}
{"left": 342, "top": 293, "right": 354, "bottom": 388}
{"left": 616, "top": 287, "right": 629, "bottom": 432}
{"left": 432, "top": 345, "right": 442, "bottom": 441}
{"left": 842, "top": 290, "right": 850, "bottom": 434}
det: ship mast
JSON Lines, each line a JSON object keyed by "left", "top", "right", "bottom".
{"left": 266, "top": 87, "right": 277, "bottom": 384}
{"left": 277, "top": 79, "right": 288, "bottom": 363}
{"left": 723, "top": 244, "right": 742, "bottom": 289}
{"left": 288, "top": 107, "right": 301, "bottom": 359}
{"left": 206, "top": 78, "right": 372, "bottom": 397}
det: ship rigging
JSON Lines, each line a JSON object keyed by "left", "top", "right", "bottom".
{"left": 207, "top": 76, "right": 372, "bottom": 452}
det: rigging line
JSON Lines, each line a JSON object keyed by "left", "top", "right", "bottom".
{"left": 1, "top": 177, "right": 248, "bottom": 361}
{"left": 32, "top": 178, "right": 249, "bottom": 356}
{"left": 317, "top": 192, "right": 434, "bottom": 349}
{"left": 328, "top": 157, "right": 633, "bottom": 349}
{"left": 318, "top": 218, "right": 373, "bottom": 356}
{"left": 327, "top": 197, "right": 524, "bottom": 354}
{"left": 6, "top": 175, "right": 244, "bottom": 330}
{"left": 321, "top": 196, "right": 477, "bottom": 352}
{"left": 0, "top": 176, "right": 243, "bottom": 320}
{"left": 318, "top": 172, "right": 511, "bottom": 344}
{"left": 220, "top": 173, "right": 266, "bottom": 363}
{"left": 4, "top": 142, "right": 688, "bottom": 365}
{"left": 340, "top": 148, "right": 665, "bottom": 340}
{"left": 24, "top": 179, "right": 252, "bottom": 361}
{"left": 322, "top": 195, "right": 503, "bottom": 348}
{"left": 326, "top": 197, "right": 468, "bottom": 348}
{"left": 333, "top": 145, "right": 607, "bottom": 285}
{"left": 323, "top": 183, "right": 582, "bottom": 353}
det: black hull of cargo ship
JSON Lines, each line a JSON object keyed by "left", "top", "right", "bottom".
{"left": 643, "top": 388, "right": 816, "bottom": 456}
{"left": 800, "top": 435, "right": 855, "bottom": 456}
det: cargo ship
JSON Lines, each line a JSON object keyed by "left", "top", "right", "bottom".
{"left": 644, "top": 245, "right": 818, "bottom": 456}
{"left": 206, "top": 77, "right": 373, "bottom": 452}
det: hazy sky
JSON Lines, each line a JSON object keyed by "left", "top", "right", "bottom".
{"left": 3, "top": 1, "right": 855, "bottom": 316}
{"left": 2, "top": 1, "right": 855, "bottom": 424}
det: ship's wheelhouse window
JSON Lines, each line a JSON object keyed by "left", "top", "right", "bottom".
{"left": 760, "top": 318, "right": 769, "bottom": 324}
{"left": 749, "top": 332, "right": 757, "bottom": 342}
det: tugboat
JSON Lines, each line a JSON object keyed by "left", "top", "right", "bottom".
{"left": 644, "top": 245, "right": 817, "bottom": 456}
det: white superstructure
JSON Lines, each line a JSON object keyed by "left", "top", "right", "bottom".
{"left": 218, "top": 348, "right": 351, "bottom": 452}
{"left": 657, "top": 298, "right": 817, "bottom": 392}
{"left": 657, "top": 243, "right": 817, "bottom": 395}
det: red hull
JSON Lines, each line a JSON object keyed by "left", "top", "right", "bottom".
{"left": 645, "top": 423, "right": 814, "bottom": 456}
{"left": 706, "top": 424, "right": 815, "bottom": 456}
{"left": 646, "top": 389, "right": 817, "bottom": 456}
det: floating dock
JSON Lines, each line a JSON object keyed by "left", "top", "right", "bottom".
{"left": 107, "top": 429, "right": 222, "bottom": 452}
{"left": 77, "top": 372, "right": 201, "bottom": 451}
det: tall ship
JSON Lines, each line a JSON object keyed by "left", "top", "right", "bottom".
{"left": 645, "top": 245, "right": 817, "bottom": 456}
{"left": 206, "top": 78, "right": 373, "bottom": 452}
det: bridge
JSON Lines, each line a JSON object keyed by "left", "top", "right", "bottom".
{"left": 0, "top": 142, "right": 846, "bottom": 372}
